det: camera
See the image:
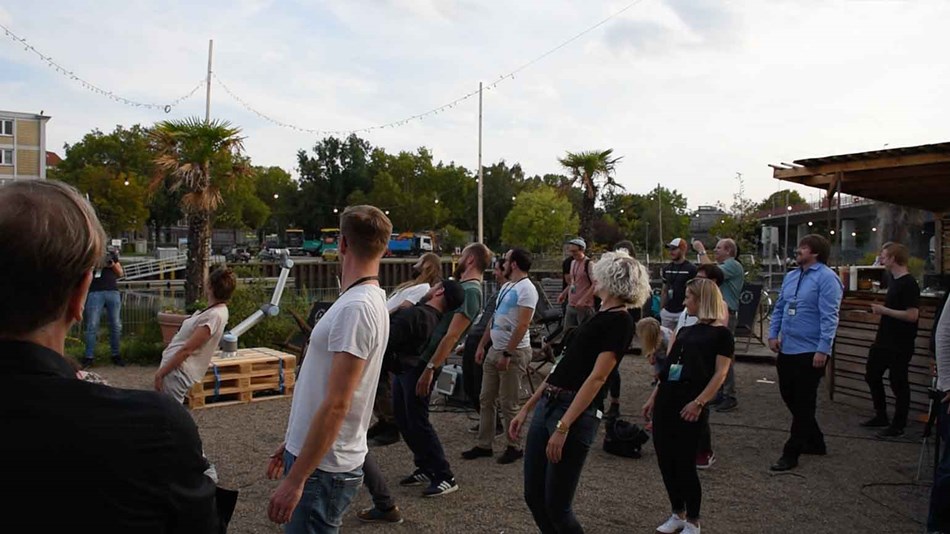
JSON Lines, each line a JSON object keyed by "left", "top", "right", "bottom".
{"left": 103, "top": 249, "right": 119, "bottom": 268}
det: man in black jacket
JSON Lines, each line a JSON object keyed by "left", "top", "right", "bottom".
{"left": 0, "top": 180, "right": 218, "bottom": 532}
{"left": 357, "top": 280, "right": 465, "bottom": 524}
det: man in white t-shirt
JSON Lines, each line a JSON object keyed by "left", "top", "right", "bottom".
{"left": 267, "top": 205, "right": 393, "bottom": 534}
{"left": 155, "top": 266, "right": 236, "bottom": 403}
{"left": 464, "top": 248, "right": 538, "bottom": 464}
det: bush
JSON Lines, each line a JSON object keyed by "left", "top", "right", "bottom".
{"left": 64, "top": 319, "right": 165, "bottom": 366}
{"left": 227, "top": 279, "right": 315, "bottom": 349}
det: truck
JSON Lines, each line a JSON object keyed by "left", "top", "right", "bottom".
{"left": 302, "top": 228, "right": 341, "bottom": 260}
{"left": 284, "top": 228, "right": 305, "bottom": 256}
{"left": 387, "top": 232, "right": 435, "bottom": 257}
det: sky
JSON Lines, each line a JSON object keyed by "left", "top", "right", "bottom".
{"left": 2, "top": 0, "right": 949, "bottom": 210}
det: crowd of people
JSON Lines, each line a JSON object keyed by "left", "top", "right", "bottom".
{"left": 1, "top": 179, "right": 948, "bottom": 533}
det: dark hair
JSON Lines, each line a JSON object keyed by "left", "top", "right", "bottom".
{"left": 0, "top": 180, "right": 105, "bottom": 336}
{"left": 614, "top": 240, "right": 636, "bottom": 258}
{"left": 441, "top": 280, "right": 465, "bottom": 312}
{"left": 799, "top": 234, "right": 831, "bottom": 264}
{"left": 696, "top": 263, "right": 725, "bottom": 287}
{"left": 209, "top": 266, "right": 237, "bottom": 301}
{"left": 508, "top": 248, "right": 532, "bottom": 273}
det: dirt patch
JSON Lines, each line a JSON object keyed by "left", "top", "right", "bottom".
{"left": 96, "top": 353, "right": 932, "bottom": 533}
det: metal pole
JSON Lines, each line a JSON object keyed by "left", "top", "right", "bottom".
{"left": 205, "top": 40, "right": 213, "bottom": 123}
{"left": 477, "top": 82, "right": 484, "bottom": 244}
{"left": 656, "top": 183, "right": 663, "bottom": 255}
{"left": 645, "top": 221, "right": 650, "bottom": 258}
{"left": 784, "top": 190, "right": 790, "bottom": 261}
{"left": 836, "top": 173, "right": 842, "bottom": 266}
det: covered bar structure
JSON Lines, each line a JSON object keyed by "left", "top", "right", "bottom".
{"left": 771, "top": 142, "right": 950, "bottom": 416}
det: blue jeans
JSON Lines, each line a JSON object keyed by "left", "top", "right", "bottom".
{"left": 928, "top": 399, "right": 950, "bottom": 532}
{"left": 84, "top": 290, "right": 121, "bottom": 359}
{"left": 523, "top": 395, "right": 600, "bottom": 534}
{"left": 283, "top": 451, "right": 363, "bottom": 534}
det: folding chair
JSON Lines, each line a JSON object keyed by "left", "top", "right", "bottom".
{"left": 734, "top": 283, "right": 763, "bottom": 353}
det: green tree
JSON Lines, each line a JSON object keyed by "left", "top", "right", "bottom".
{"left": 215, "top": 163, "right": 271, "bottom": 231}
{"left": 558, "top": 149, "right": 622, "bottom": 243}
{"left": 602, "top": 187, "right": 691, "bottom": 256}
{"left": 64, "top": 166, "right": 149, "bottom": 236}
{"left": 501, "top": 186, "right": 579, "bottom": 253}
{"left": 440, "top": 224, "right": 469, "bottom": 253}
{"left": 294, "top": 134, "right": 373, "bottom": 233}
{"left": 252, "top": 166, "right": 297, "bottom": 238}
{"left": 151, "top": 118, "right": 247, "bottom": 305}
{"left": 756, "top": 189, "right": 808, "bottom": 213}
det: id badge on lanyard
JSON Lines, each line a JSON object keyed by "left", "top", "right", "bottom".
{"left": 787, "top": 300, "right": 798, "bottom": 317}
{"left": 668, "top": 363, "right": 683, "bottom": 382}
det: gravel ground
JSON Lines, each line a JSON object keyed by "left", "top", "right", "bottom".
{"left": 97, "top": 352, "right": 933, "bottom": 533}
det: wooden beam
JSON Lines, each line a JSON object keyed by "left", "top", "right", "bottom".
{"left": 774, "top": 151, "right": 950, "bottom": 179}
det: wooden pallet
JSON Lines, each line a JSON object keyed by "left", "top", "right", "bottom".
{"left": 187, "top": 348, "right": 296, "bottom": 409}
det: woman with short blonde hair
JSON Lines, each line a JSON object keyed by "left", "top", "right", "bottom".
{"left": 644, "top": 277, "right": 734, "bottom": 534}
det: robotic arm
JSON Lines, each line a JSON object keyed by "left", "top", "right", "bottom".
{"left": 219, "top": 253, "right": 294, "bottom": 356}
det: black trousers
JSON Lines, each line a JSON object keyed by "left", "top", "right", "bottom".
{"left": 697, "top": 408, "right": 712, "bottom": 454}
{"left": 392, "top": 364, "right": 454, "bottom": 482}
{"left": 777, "top": 353, "right": 826, "bottom": 459}
{"left": 607, "top": 366, "right": 621, "bottom": 400}
{"left": 653, "top": 385, "right": 704, "bottom": 520}
{"left": 865, "top": 343, "right": 913, "bottom": 429}
{"left": 362, "top": 452, "right": 394, "bottom": 511}
{"left": 462, "top": 334, "right": 484, "bottom": 412}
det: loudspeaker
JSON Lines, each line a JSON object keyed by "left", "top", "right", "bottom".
{"left": 435, "top": 364, "right": 470, "bottom": 406}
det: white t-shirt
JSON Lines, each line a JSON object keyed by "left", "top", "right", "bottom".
{"left": 386, "top": 283, "right": 430, "bottom": 313}
{"left": 160, "top": 305, "right": 229, "bottom": 384}
{"left": 490, "top": 278, "right": 538, "bottom": 350}
{"left": 285, "top": 284, "right": 389, "bottom": 473}
{"left": 675, "top": 310, "right": 698, "bottom": 334}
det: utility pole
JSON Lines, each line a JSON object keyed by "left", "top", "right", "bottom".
{"left": 477, "top": 82, "right": 484, "bottom": 244}
{"left": 783, "top": 190, "right": 790, "bottom": 262}
{"left": 205, "top": 40, "right": 213, "bottom": 123}
{"left": 656, "top": 183, "right": 663, "bottom": 257}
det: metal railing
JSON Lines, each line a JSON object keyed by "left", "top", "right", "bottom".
{"left": 121, "top": 253, "right": 188, "bottom": 280}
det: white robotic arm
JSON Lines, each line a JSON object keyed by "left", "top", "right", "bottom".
{"left": 219, "top": 253, "right": 294, "bottom": 355}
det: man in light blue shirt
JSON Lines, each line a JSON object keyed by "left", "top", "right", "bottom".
{"left": 767, "top": 234, "right": 843, "bottom": 472}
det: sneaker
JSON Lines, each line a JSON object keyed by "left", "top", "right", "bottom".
{"left": 769, "top": 456, "right": 798, "bottom": 472}
{"left": 497, "top": 446, "right": 524, "bottom": 465}
{"left": 682, "top": 522, "right": 701, "bottom": 534}
{"left": 357, "top": 505, "right": 404, "bottom": 524}
{"left": 605, "top": 402, "right": 620, "bottom": 419}
{"left": 860, "top": 415, "right": 890, "bottom": 428}
{"left": 422, "top": 478, "right": 459, "bottom": 497}
{"left": 714, "top": 397, "right": 738, "bottom": 412}
{"left": 111, "top": 357, "right": 127, "bottom": 367}
{"left": 877, "top": 426, "right": 905, "bottom": 439}
{"left": 695, "top": 451, "right": 715, "bottom": 470}
{"left": 398, "top": 469, "right": 430, "bottom": 487}
{"left": 80, "top": 358, "right": 94, "bottom": 370}
{"left": 655, "top": 513, "right": 687, "bottom": 533}
{"left": 461, "top": 446, "right": 493, "bottom": 460}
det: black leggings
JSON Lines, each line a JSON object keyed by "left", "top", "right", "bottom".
{"left": 608, "top": 366, "right": 621, "bottom": 400}
{"left": 653, "top": 386, "right": 703, "bottom": 520}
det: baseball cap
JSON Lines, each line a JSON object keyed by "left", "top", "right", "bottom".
{"left": 667, "top": 238, "right": 687, "bottom": 250}
{"left": 567, "top": 237, "right": 586, "bottom": 250}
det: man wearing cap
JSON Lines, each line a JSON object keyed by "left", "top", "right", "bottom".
{"left": 660, "top": 238, "right": 697, "bottom": 332}
{"left": 693, "top": 237, "right": 744, "bottom": 412}
{"left": 557, "top": 238, "right": 595, "bottom": 329}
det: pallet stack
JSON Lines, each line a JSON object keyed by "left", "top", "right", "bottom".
{"left": 187, "top": 347, "right": 296, "bottom": 409}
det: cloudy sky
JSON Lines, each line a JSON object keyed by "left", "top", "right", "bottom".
{"left": 2, "top": 0, "right": 949, "bottom": 208}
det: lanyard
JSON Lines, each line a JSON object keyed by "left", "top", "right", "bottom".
{"left": 599, "top": 304, "right": 626, "bottom": 314}
{"left": 793, "top": 268, "right": 809, "bottom": 299}
{"left": 496, "top": 277, "right": 529, "bottom": 307}
{"left": 341, "top": 275, "right": 379, "bottom": 296}
{"left": 570, "top": 258, "right": 587, "bottom": 283}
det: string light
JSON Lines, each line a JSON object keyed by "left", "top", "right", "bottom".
{"left": 212, "top": 0, "right": 647, "bottom": 134}
{"left": 1, "top": 22, "right": 204, "bottom": 112}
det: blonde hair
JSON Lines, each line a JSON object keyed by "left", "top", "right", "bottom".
{"left": 590, "top": 251, "right": 651, "bottom": 307}
{"left": 397, "top": 252, "right": 443, "bottom": 291}
{"left": 636, "top": 317, "right": 663, "bottom": 357}
{"left": 686, "top": 278, "right": 725, "bottom": 323}
{"left": 340, "top": 205, "right": 393, "bottom": 259}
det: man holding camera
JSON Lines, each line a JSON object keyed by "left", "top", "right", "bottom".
{"left": 82, "top": 247, "right": 125, "bottom": 368}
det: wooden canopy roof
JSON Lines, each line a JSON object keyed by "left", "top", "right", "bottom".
{"left": 771, "top": 142, "right": 950, "bottom": 213}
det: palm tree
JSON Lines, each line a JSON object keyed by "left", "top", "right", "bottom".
{"left": 558, "top": 149, "right": 623, "bottom": 243}
{"left": 151, "top": 118, "right": 246, "bottom": 305}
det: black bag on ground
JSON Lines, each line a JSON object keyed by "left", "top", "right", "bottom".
{"left": 602, "top": 418, "right": 650, "bottom": 459}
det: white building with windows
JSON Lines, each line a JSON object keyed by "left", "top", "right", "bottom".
{"left": 0, "top": 110, "right": 51, "bottom": 186}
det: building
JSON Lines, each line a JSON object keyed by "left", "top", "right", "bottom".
{"left": 689, "top": 205, "right": 729, "bottom": 244}
{"left": 0, "top": 110, "right": 51, "bottom": 185}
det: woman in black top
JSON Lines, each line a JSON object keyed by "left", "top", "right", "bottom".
{"left": 511, "top": 251, "right": 651, "bottom": 534}
{"left": 643, "top": 278, "right": 734, "bottom": 534}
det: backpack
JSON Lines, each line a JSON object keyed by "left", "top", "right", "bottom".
{"left": 602, "top": 417, "right": 650, "bottom": 459}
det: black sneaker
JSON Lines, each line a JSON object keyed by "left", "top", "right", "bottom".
{"left": 715, "top": 397, "right": 738, "bottom": 412}
{"left": 461, "top": 446, "right": 492, "bottom": 460}
{"left": 111, "top": 357, "right": 127, "bottom": 367}
{"left": 422, "top": 477, "right": 459, "bottom": 497}
{"left": 398, "top": 469, "right": 430, "bottom": 487}
{"left": 80, "top": 358, "right": 94, "bottom": 370}
{"left": 497, "top": 446, "right": 524, "bottom": 465}
{"left": 769, "top": 456, "right": 798, "bottom": 472}
{"left": 605, "top": 402, "right": 620, "bottom": 419}
{"left": 860, "top": 415, "right": 890, "bottom": 428}
{"left": 877, "top": 426, "right": 905, "bottom": 439}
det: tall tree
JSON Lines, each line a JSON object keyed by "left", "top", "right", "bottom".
{"left": 151, "top": 118, "right": 247, "bottom": 305}
{"left": 294, "top": 134, "right": 373, "bottom": 233}
{"left": 501, "top": 185, "right": 579, "bottom": 252}
{"left": 558, "top": 149, "right": 622, "bottom": 243}
{"left": 756, "top": 189, "right": 808, "bottom": 214}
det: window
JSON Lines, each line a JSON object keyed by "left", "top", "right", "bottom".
{"left": 0, "top": 149, "right": 13, "bottom": 166}
{"left": 0, "top": 120, "right": 12, "bottom": 136}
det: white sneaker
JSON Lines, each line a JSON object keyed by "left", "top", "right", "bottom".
{"left": 656, "top": 514, "right": 687, "bottom": 533}
{"left": 682, "top": 522, "right": 701, "bottom": 534}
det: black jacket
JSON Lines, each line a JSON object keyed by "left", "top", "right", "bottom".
{"left": 385, "top": 304, "right": 443, "bottom": 371}
{"left": 0, "top": 340, "right": 218, "bottom": 533}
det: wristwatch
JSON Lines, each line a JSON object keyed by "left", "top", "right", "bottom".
{"left": 694, "top": 399, "right": 706, "bottom": 408}
{"left": 555, "top": 420, "right": 569, "bottom": 434}
{"left": 425, "top": 362, "right": 437, "bottom": 370}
